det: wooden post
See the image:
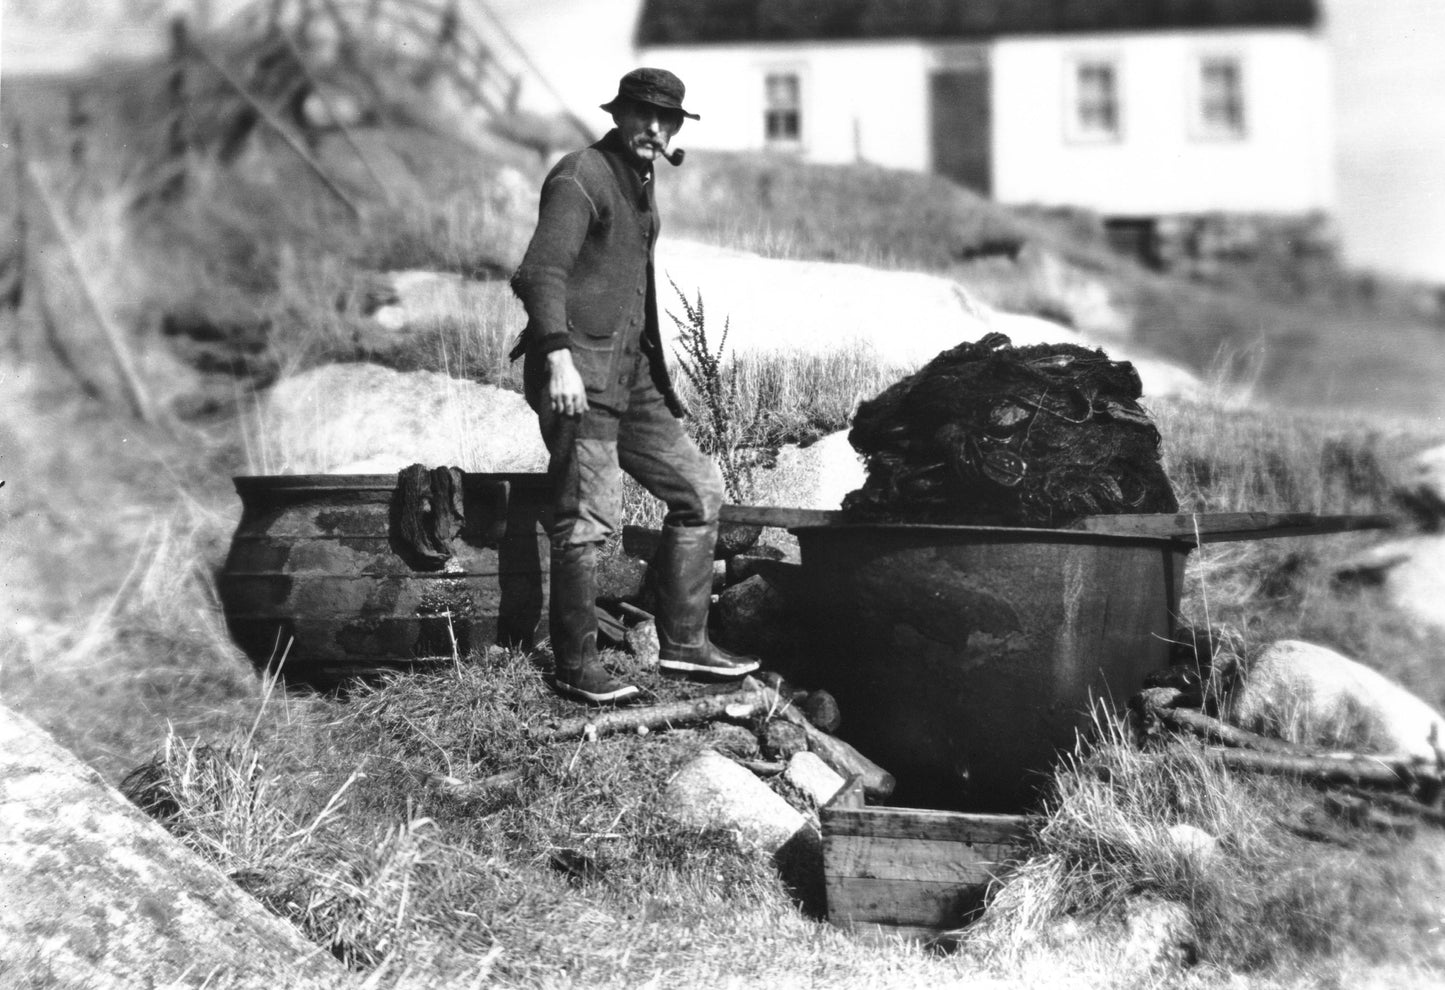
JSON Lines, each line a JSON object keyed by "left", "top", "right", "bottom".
{"left": 161, "top": 15, "right": 191, "bottom": 202}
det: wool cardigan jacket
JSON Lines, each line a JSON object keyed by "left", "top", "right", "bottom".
{"left": 510, "top": 129, "right": 682, "bottom": 417}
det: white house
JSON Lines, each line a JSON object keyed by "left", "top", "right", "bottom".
{"left": 634, "top": 0, "right": 1332, "bottom": 238}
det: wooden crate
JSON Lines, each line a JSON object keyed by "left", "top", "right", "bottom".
{"left": 820, "top": 777, "right": 1033, "bottom": 942}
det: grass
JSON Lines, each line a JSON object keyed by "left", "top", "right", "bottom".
{"left": 6, "top": 35, "right": 1445, "bottom": 990}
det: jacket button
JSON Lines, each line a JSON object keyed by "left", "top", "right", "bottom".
{"left": 635, "top": 286, "right": 644, "bottom": 295}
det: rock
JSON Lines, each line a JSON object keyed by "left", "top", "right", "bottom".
{"left": 1336, "top": 534, "right": 1445, "bottom": 633}
{"left": 1223, "top": 640, "right": 1445, "bottom": 760}
{"left": 1121, "top": 897, "right": 1197, "bottom": 970}
{"left": 801, "top": 690, "right": 842, "bottom": 734}
{"left": 1165, "top": 823, "right": 1219, "bottom": 864}
{"left": 761, "top": 720, "right": 809, "bottom": 762}
{"left": 663, "top": 750, "right": 812, "bottom": 855}
{"left": 260, "top": 363, "right": 547, "bottom": 474}
{"left": 715, "top": 573, "right": 795, "bottom": 657}
{"left": 0, "top": 705, "right": 348, "bottom": 989}
{"left": 784, "top": 751, "right": 846, "bottom": 807}
{"left": 655, "top": 239, "right": 993, "bottom": 364}
{"left": 751, "top": 431, "right": 866, "bottom": 511}
{"left": 625, "top": 618, "right": 660, "bottom": 667}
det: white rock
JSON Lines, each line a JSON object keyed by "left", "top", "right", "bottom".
{"left": 784, "top": 751, "right": 846, "bottom": 807}
{"left": 752, "top": 431, "right": 865, "bottom": 510}
{"left": 259, "top": 363, "right": 547, "bottom": 475}
{"left": 656, "top": 239, "right": 1201, "bottom": 400}
{"left": 663, "top": 750, "right": 812, "bottom": 855}
{"left": 1223, "top": 640, "right": 1445, "bottom": 761}
{"left": 1165, "top": 823, "right": 1219, "bottom": 864}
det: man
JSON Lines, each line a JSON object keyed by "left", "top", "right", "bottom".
{"left": 510, "top": 68, "right": 759, "bottom": 705}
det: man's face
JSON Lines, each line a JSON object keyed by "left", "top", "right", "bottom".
{"left": 612, "top": 100, "right": 684, "bottom": 165}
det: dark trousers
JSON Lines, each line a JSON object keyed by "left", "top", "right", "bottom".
{"left": 536, "top": 362, "right": 724, "bottom": 547}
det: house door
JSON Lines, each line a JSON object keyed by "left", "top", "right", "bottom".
{"left": 930, "top": 68, "right": 992, "bottom": 196}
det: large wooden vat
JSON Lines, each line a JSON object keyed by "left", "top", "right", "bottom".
{"left": 218, "top": 473, "right": 550, "bottom": 687}
{"left": 793, "top": 522, "right": 1189, "bottom": 812}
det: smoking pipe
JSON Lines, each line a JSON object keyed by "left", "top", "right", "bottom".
{"left": 663, "top": 147, "right": 686, "bottom": 166}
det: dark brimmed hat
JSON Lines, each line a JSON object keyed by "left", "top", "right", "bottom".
{"left": 600, "top": 67, "right": 700, "bottom": 120}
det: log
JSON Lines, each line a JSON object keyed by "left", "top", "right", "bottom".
{"left": 424, "top": 768, "right": 523, "bottom": 803}
{"left": 1339, "top": 787, "right": 1445, "bottom": 829}
{"left": 529, "top": 688, "right": 766, "bottom": 744}
{"left": 745, "top": 676, "right": 896, "bottom": 800}
{"left": 1192, "top": 745, "right": 1440, "bottom": 788}
{"left": 1134, "top": 687, "right": 1314, "bottom": 756}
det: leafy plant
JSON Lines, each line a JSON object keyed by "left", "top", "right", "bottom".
{"left": 666, "top": 276, "right": 756, "bottom": 501}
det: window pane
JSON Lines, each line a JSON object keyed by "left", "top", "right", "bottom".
{"left": 765, "top": 73, "right": 801, "bottom": 143}
{"left": 1075, "top": 62, "right": 1119, "bottom": 137}
{"left": 1200, "top": 58, "right": 1245, "bottom": 135}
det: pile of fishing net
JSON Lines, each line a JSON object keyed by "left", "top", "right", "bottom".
{"left": 843, "top": 333, "right": 1177, "bottom": 527}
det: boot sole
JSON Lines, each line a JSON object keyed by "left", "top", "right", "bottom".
{"left": 549, "top": 678, "right": 641, "bottom": 705}
{"left": 658, "top": 658, "right": 760, "bottom": 679}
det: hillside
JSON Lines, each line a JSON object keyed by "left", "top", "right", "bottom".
{"left": 5, "top": 22, "right": 1445, "bottom": 990}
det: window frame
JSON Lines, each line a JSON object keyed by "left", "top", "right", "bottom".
{"left": 1064, "top": 53, "right": 1124, "bottom": 144}
{"left": 762, "top": 69, "right": 805, "bottom": 150}
{"left": 1191, "top": 52, "right": 1249, "bottom": 141}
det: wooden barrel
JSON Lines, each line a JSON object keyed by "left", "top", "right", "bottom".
{"left": 218, "top": 473, "right": 550, "bottom": 687}
{"left": 793, "top": 523, "right": 1189, "bottom": 812}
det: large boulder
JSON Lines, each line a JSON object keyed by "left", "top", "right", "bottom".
{"left": 1222, "top": 640, "right": 1445, "bottom": 761}
{"left": 259, "top": 362, "right": 547, "bottom": 474}
{"left": 0, "top": 705, "right": 348, "bottom": 989}
{"left": 655, "top": 239, "right": 1201, "bottom": 400}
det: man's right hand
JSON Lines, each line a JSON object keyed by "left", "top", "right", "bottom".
{"left": 546, "top": 349, "right": 589, "bottom": 416}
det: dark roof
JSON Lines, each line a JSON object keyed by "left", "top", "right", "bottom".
{"left": 635, "top": 0, "right": 1321, "bottom": 46}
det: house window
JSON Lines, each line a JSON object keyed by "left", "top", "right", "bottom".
{"left": 1197, "top": 56, "right": 1246, "bottom": 138}
{"left": 765, "top": 72, "right": 801, "bottom": 145}
{"left": 1072, "top": 60, "right": 1121, "bottom": 140}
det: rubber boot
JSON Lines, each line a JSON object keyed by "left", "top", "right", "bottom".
{"left": 654, "top": 522, "right": 760, "bottom": 679}
{"left": 548, "top": 542, "right": 639, "bottom": 704}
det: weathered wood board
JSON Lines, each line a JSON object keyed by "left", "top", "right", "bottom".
{"left": 820, "top": 777, "right": 1033, "bottom": 940}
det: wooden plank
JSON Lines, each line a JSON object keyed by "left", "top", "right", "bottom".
{"left": 1070, "top": 511, "right": 1396, "bottom": 542}
{"left": 838, "top": 922, "right": 945, "bottom": 946}
{"left": 822, "top": 805, "right": 1032, "bottom": 845}
{"left": 720, "top": 504, "right": 848, "bottom": 529}
{"left": 824, "top": 832, "right": 1018, "bottom": 884}
{"left": 824, "top": 875, "right": 986, "bottom": 929}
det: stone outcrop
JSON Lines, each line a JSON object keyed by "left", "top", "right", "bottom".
{"left": 259, "top": 362, "right": 547, "bottom": 475}
{"left": 0, "top": 705, "right": 348, "bottom": 990}
{"left": 1222, "top": 640, "right": 1445, "bottom": 761}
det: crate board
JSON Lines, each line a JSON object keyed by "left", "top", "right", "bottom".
{"left": 821, "top": 777, "right": 1033, "bottom": 939}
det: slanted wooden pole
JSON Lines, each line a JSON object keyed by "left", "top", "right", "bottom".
{"left": 23, "top": 162, "right": 157, "bottom": 423}
{"left": 192, "top": 41, "right": 361, "bottom": 219}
